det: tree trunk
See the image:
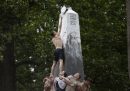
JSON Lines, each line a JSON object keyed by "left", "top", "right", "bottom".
{"left": 0, "top": 62, "right": 3, "bottom": 90}
{"left": 126, "top": 0, "right": 130, "bottom": 79}
{"left": 0, "top": 40, "right": 16, "bottom": 91}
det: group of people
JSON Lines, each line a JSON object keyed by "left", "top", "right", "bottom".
{"left": 43, "top": 27, "right": 91, "bottom": 91}
{"left": 43, "top": 71, "right": 91, "bottom": 91}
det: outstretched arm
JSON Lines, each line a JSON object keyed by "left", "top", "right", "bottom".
{"left": 57, "top": 14, "right": 63, "bottom": 35}
{"left": 61, "top": 76, "right": 72, "bottom": 85}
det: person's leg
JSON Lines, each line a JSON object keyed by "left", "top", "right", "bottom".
{"left": 58, "top": 49, "right": 64, "bottom": 74}
{"left": 51, "top": 61, "right": 57, "bottom": 75}
{"left": 59, "top": 59, "right": 64, "bottom": 73}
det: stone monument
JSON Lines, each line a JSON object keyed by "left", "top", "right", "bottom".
{"left": 55, "top": 6, "right": 84, "bottom": 80}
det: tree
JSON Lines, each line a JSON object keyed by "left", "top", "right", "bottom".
{"left": 0, "top": 0, "right": 58, "bottom": 91}
{"left": 126, "top": 0, "right": 130, "bottom": 80}
{"left": 0, "top": 1, "right": 19, "bottom": 90}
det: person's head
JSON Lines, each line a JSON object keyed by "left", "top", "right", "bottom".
{"left": 86, "top": 77, "right": 92, "bottom": 84}
{"left": 51, "top": 31, "right": 57, "bottom": 37}
{"left": 44, "top": 74, "right": 50, "bottom": 79}
{"left": 59, "top": 71, "right": 67, "bottom": 77}
{"left": 74, "top": 73, "right": 81, "bottom": 80}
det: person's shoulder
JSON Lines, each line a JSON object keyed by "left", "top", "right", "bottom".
{"left": 56, "top": 32, "right": 60, "bottom": 36}
{"left": 56, "top": 35, "right": 61, "bottom": 39}
{"left": 67, "top": 75, "right": 73, "bottom": 79}
{"left": 52, "top": 38, "right": 55, "bottom": 42}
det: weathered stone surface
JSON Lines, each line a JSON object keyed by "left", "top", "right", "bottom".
{"left": 54, "top": 7, "right": 84, "bottom": 80}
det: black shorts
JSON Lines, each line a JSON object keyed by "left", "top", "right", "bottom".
{"left": 54, "top": 48, "right": 64, "bottom": 62}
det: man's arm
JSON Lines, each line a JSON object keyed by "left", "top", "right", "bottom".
{"left": 43, "top": 77, "right": 48, "bottom": 82}
{"left": 61, "top": 76, "right": 72, "bottom": 85}
{"left": 57, "top": 15, "right": 63, "bottom": 35}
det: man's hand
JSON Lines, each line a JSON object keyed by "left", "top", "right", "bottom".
{"left": 50, "top": 73, "right": 53, "bottom": 77}
{"left": 43, "top": 77, "right": 48, "bottom": 83}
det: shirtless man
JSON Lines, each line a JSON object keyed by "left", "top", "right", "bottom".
{"left": 74, "top": 75, "right": 92, "bottom": 91}
{"left": 65, "top": 73, "right": 91, "bottom": 91}
{"left": 65, "top": 73, "right": 81, "bottom": 91}
{"left": 50, "top": 30, "right": 64, "bottom": 75}
{"left": 50, "top": 7, "right": 68, "bottom": 76}
{"left": 43, "top": 74, "right": 54, "bottom": 91}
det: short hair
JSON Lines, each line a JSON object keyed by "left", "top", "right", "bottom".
{"left": 78, "top": 74, "right": 81, "bottom": 79}
{"left": 87, "top": 77, "right": 93, "bottom": 83}
{"left": 51, "top": 31, "right": 55, "bottom": 37}
{"left": 64, "top": 72, "right": 67, "bottom": 77}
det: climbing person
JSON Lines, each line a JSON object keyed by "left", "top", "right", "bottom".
{"left": 50, "top": 9, "right": 65, "bottom": 75}
{"left": 50, "top": 6, "right": 69, "bottom": 76}
{"left": 50, "top": 29, "right": 64, "bottom": 76}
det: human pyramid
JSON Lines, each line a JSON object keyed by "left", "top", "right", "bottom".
{"left": 43, "top": 6, "right": 92, "bottom": 91}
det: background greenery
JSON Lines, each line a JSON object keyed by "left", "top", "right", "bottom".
{"left": 0, "top": 0, "right": 129, "bottom": 91}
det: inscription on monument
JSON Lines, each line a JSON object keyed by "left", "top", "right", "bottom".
{"left": 70, "top": 14, "right": 76, "bottom": 25}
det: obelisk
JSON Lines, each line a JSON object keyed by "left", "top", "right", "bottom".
{"left": 59, "top": 6, "right": 84, "bottom": 80}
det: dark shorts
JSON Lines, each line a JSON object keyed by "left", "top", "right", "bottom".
{"left": 54, "top": 48, "right": 64, "bottom": 62}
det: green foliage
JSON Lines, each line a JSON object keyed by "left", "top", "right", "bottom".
{"left": 0, "top": 0, "right": 129, "bottom": 91}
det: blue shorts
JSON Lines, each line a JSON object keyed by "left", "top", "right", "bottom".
{"left": 54, "top": 48, "right": 64, "bottom": 62}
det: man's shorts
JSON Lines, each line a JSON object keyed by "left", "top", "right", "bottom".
{"left": 54, "top": 48, "right": 64, "bottom": 62}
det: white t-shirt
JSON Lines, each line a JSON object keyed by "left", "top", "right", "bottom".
{"left": 55, "top": 77, "right": 66, "bottom": 89}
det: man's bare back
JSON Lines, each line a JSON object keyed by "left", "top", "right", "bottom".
{"left": 50, "top": 31, "right": 64, "bottom": 75}
{"left": 52, "top": 33, "right": 63, "bottom": 49}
